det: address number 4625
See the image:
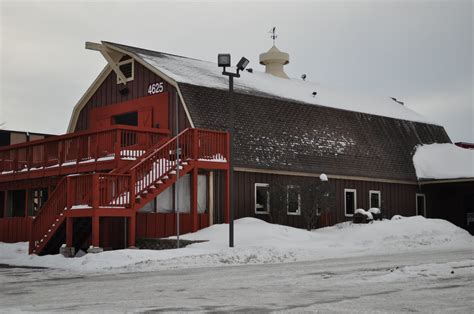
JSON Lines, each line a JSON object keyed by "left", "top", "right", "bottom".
{"left": 148, "top": 82, "right": 164, "bottom": 95}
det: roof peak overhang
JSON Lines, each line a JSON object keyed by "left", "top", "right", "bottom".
{"left": 67, "top": 41, "right": 195, "bottom": 133}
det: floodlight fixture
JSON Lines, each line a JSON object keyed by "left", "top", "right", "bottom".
{"left": 218, "top": 54, "right": 231, "bottom": 68}
{"left": 236, "top": 57, "right": 249, "bottom": 71}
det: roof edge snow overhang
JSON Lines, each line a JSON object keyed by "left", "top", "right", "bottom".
{"left": 67, "top": 41, "right": 195, "bottom": 133}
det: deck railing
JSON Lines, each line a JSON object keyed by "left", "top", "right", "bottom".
{"left": 0, "top": 126, "right": 169, "bottom": 175}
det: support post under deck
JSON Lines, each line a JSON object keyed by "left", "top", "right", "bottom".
{"left": 128, "top": 215, "right": 136, "bottom": 247}
{"left": 191, "top": 167, "right": 199, "bottom": 232}
{"left": 66, "top": 217, "right": 73, "bottom": 247}
{"left": 91, "top": 216, "right": 100, "bottom": 248}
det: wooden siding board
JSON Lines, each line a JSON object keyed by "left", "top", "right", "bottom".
{"left": 74, "top": 62, "right": 190, "bottom": 133}
{"left": 232, "top": 171, "right": 419, "bottom": 228}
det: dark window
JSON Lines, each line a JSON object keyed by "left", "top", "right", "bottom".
{"left": 28, "top": 188, "right": 49, "bottom": 216}
{"left": 255, "top": 183, "right": 270, "bottom": 214}
{"left": 416, "top": 194, "right": 426, "bottom": 217}
{"left": 120, "top": 62, "right": 133, "bottom": 78}
{"left": 345, "top": 189, "right": 356, "bottom": 216}
{"left": 287, "top": 185, "right": 301, "bottom": 215}
{"left": 117, "top": 59, "right": 134, "bottom": 83}
{"left": 370, "top": 191, "right": 381, "bottom": 208}
{"left": 113, "top": 112, "right": 138, "bottom": 126}
{"left": 0, "top": 191, "right": 4, "bottom": 218}
{"left": 7, "top": 190, "right": 26, "bottom": 217}
{"left": 0, "top": 131, "right": 10, "bottom": 147}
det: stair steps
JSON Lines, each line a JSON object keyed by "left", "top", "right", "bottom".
{"left": 29, "top": 128, "right": 228, "bottom": 255}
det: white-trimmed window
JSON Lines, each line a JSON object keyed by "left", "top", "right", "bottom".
{"left": 116, "top": 59, "right": 134, "bottom": 84}
{"left": 416, "top": 193, "right": 426, "bottom": 217}
{"left": 344, "top": 189, "right": 357, "bottom": 217}
{"left": 287, "top": 185, "right": 301, "bottom": 215}
{"left": 255, "top": 183, "right": 270, "bottom": 214}
{"left": 369, "top": 190, "right": 381, "bottom": 208}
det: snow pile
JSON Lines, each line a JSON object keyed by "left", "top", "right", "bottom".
{"left": 354, "top": 208, "right": 374, "bottom": 220}
{"left": 0, "top": 216, "right": 472, "bottom": 273}
{"left": 368, "top": 208, "right": 381, "bottom": 215}
{"left": 134, "top": 49, "right": 434, "bottom": 125}
{"left": 413, "top": 143, "right": 474, "bottom": 180}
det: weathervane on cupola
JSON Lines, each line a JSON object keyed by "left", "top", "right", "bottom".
{"left": 269, "top": 26, "right": 278, "bottom": 45}
{"left": 260, "top": 27, "right": 290, "bottom": 79}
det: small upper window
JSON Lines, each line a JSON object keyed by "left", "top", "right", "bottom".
{"left": 255, "top": 183, "right": 270, "bottom": 214}
{"left": 116, "top": 59, "right": 134, "bottom": 84}
{"left": 287, "top": 185, "right": 301, "bottom": 215}
{"left": 369, "top": 190, "right": 381, "bottom": 208}
{"left": 344, "top": 189, "right": 357, "bottom": 217}
{"left": 112, "top": 111, "right": 138, "bottom": 126}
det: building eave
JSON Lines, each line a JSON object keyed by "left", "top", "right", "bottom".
{"left": 419, "top": 178, "right": 474, "bottom": 185}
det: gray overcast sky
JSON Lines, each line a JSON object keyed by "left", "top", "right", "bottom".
{"left": 1, "top": 0, "right": 472, "bottom": 142}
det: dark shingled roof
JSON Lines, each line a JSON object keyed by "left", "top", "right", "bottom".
{"left": 178, "top": 83, "right": 450, "bottom": 181}
{"left": 105, "top": 41, "right": 451, "bottom": 181}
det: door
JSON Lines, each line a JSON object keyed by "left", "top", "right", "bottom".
{"left": 416, "top": 194, "right": 426, "bottom": 217}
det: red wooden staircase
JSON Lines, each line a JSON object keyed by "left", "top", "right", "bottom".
{"left": 28, "top": 128, "right": 229, "bottom": 255}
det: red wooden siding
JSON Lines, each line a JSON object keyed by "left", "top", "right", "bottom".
{"left": 136, "top": 213, "right": 209, "bottom": 238}
{"left": 75, "top": 61, "right": 191, "bottom": 133}
{"left": 222, "top": 171, "right": 419, "bottom": 229}
{"left": 89, "top": 93, "right": 169, "bottom": 131}
{"left": 0, "top": 217, "right": 32, "bottom": 243}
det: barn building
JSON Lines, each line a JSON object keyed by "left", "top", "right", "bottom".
{"left": 0, "top": 41, "right": 472, "bottom": 255}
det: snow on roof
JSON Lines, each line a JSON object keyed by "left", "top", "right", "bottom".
{"left": 125, "top": 46, "right": 437, "bottom": 125}
{"left": 413, "top": 143, "right": 474, "bottom": 180}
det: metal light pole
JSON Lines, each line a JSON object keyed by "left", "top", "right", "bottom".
{"left": 175, "top": 90, "right": 180, "bottom": 249}
{"left": 217, "top": 54, "right": 249, "bottom": 248}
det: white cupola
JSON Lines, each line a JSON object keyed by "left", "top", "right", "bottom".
{"left": 259, "top": 45, "right": 290, "bottom": 79}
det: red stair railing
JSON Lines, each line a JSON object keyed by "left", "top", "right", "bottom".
{"left": 29, "top": 173, "right": 133, "bottom": 254}
{"left": 28, "top": 128, "right": 227, "bottom": 255}
{"left": 129, "top": 128, "right": 228, "bottom": 198}
{"left": 129, "top": 129, "right": 193, "bottom": 197}
{"left": 29, "top": 177, "right": 68, "bottom": 254}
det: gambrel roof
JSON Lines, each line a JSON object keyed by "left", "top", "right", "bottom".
{"left": 105, "top": 41, "right": 436, "bottom": 125}
{"left": 70, "top": 41, "right": 451, "bottom": 182}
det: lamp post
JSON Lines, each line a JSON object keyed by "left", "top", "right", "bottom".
{"left": 218, "top": 54, "right": 249, "bottom": 248}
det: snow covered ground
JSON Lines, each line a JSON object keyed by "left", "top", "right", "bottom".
{"left": 1, "top": 216, "right": 472, "bottom": 274}
{"left": 0, "top": 216, "right": 473, "bottom": 312}
{"left": 1, "top": 250, "right": 472, "bottom": 312}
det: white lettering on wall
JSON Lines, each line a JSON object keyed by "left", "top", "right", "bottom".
{"left": 147, "top": 82, "right": 164, "bottom": 95}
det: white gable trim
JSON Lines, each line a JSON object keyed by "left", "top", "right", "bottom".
{"left": 67, "top": 42, "right": 195, "bottom": 133}
{"left": 67, "top": 65, "right": 112, "bottom": 133}
{"left": 102, "top": 42, "right": 195, "bottom": 128}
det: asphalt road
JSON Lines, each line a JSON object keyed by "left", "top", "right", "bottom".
{"left": 0, "top": 249, "right": 473, "bottom": 313}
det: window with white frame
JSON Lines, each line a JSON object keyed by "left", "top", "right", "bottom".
{"left": 369, "top": 190, "right": 381, "bottom": 208}
{"left": 416, "top": 193, "right": 426, "bottom": 217}
{"left": 344, "top": 189, "right": 357, "bottom": 217}
{"left": 287, "top": 185, "right": 301, "bottom": 215}
{"left": 255, "top": 183, "right": 270, "bottom": 214}
{"left": 116, "top": 59, "right": 134, "bottom": 84}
